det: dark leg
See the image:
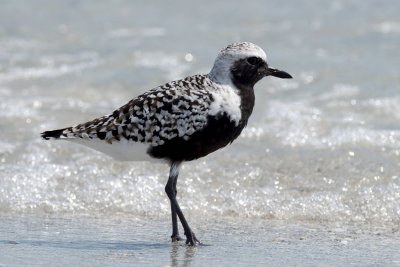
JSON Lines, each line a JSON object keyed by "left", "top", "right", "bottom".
{"left": 166, "top": 162, "right": 181, "bottom": 241}
{"left": 165, "top": 161, "right": 201, "bottom": 246}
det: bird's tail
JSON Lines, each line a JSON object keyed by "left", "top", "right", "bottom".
{"left": 41, "top": 127, "right": 72, "bottom": 140}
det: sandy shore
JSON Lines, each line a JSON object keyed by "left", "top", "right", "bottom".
{"left": 0, "top": 215, "right": 399, "bottom": 267}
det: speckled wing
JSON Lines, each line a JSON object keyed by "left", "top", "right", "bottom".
{"left": 46, "top": 75, "right": 214, "bottom": 147}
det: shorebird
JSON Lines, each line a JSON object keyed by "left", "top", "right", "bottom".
{"left": 41, "top": 42, "right": 292, "bottom": 246}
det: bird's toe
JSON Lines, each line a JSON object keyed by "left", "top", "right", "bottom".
{"left": 185, "top": 231, "right": 201, "bottom": 246}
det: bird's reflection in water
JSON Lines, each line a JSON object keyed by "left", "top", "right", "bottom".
{"left": 170, "top": 242, "right": 197, "bottom": 267}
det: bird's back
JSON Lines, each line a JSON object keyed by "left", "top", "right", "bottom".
{"left": 41, "top": 74, "right": 251, "bottom": 162}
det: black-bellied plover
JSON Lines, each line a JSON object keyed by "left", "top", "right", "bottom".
{"left": 41, "top": 42, "right": 292, "bottom": 246}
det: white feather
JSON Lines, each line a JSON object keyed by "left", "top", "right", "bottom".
{"left": 208, "top": 84, "right": 241, "bottom": 125}
{"left": 67, "top": 138, "right": 161, "bottom": 162}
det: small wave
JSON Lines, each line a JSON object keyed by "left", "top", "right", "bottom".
{"left": 0, "top": 52, "right": 100, "bottom": 82}
{"left": 374, "top": 21, "right": 400, "bottom": 34}
{"left": 250, "top": 83, "right": 400, "bottom": 149}
{"left": 0, "top": 38, "right": 41, "bottom": 51}
{"left": 106, "top": 27, "right": 166, "bottom": 39}
{"left": 264, "top": 99, "right": 400, "bottom": 148}
{"left": 133, "top": 51, "right": 193, "bottom": 80}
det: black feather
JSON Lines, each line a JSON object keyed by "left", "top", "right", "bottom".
{"left": 41, "top": 128, "right": 67, "bottom": 140}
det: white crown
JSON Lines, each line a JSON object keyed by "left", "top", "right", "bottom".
{"left": 209, "top": 42, "right": 267, "bottom": 84}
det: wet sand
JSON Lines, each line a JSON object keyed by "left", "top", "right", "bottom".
{"left": 1, "top": 215, "right": 399, "bottom": 267}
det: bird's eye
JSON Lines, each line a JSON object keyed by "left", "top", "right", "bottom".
{"left": 247, "top": 57, "right": 260, "bottom": 65}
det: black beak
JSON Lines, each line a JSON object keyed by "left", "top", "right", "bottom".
{"left": 266, "top": 67, "right": 292, "bottom": 79}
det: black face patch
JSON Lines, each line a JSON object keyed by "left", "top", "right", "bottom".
{"left": 230, "top": 57, "right": 267, "bottom": 88}
{"left": 246, "top": 56, "right": 263, "bottom": 66}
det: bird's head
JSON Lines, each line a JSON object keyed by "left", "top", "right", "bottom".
{"left": 209, "top": 42, "right": 292, "bottom": 88}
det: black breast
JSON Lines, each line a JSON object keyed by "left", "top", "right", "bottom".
{"left": 149, "top": 85, "right": 255, "bottom": 162}
{"left": 149, "top": 114, "right": 241, "bottom": 162}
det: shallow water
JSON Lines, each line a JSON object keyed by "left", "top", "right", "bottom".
{"left": 1, "top": 216, "right": 399, "bottom": 267}
{"left": 1, "top": 0, "right": 400, "bottom": 266}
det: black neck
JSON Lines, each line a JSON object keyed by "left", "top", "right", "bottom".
{"left": 232, "top": 79, "right": 255, "bottom": 126}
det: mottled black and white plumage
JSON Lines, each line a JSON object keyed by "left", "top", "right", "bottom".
{"left": 41, "top": 42, "right": 292, "bottom": 246}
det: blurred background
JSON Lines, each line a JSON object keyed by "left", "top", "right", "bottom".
{"left": 0, "top": 0, "right": 399, "bottom": 227}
